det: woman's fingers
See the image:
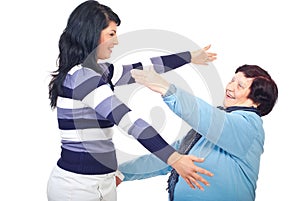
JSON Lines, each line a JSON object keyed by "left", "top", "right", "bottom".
{"left": 172, "top": 155, "right": 213, "bottom": 191}
{"left": 189, "top": 155, "right": 214, "bottom": 177}
{"left": 203, "top": 44, "right": 211, "bottom": 51}
{"left": 189, "top": 155, "right": 204, "bottom": 162}
{"left": 188, "top": 176, "right": 204, "bottom": 191}
{"left": 197, "top": 167, "right": 214, "bottom": 177}
{"left": 185, "top": 169, "right": 211, "bottom": 191}
{"left": 184, "top": 177, "right": 196, "bottom": 190}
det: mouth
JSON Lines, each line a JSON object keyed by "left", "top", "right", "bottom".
{"left": 226, "top": 91, "right": 235, "bottom": 99}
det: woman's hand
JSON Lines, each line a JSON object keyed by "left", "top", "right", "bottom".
{"left": 131, "top": 66, "right": 170, "bottom": 95}
{"left": 168, "top": 152, "right": 213, "bottom": 190}
{"left": 191, "top": 44, "right": 217, "bottom": 65}
{"left": 115, "top": 176, "right": 122, "bottom": 187}
{"left": 115, "top": 170, "right": 124, "bottom": 187}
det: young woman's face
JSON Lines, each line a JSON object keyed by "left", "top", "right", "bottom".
{"left": 97, "top": 21, "right": 118, "bottom": 60}
{"left": 223, "top": 72, "right": 256, "bottom": 108}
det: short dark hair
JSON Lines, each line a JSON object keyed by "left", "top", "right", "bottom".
{"left": 235, "top": 65, "right": 278, "bottom": 116}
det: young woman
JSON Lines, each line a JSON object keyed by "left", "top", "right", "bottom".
{"left": 47, "top": 1, "right": 216, "bottom": 200}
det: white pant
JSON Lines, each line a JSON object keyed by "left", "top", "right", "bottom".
{"left": 47, "top": 165, "right": 117, "bottom": 201}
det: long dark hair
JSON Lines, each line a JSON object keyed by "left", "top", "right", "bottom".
{"left": 48, "top": 0, "right": 121, "bottom": 108}
{"left": 235, "top": 65, "right": 278, "bottom": 116}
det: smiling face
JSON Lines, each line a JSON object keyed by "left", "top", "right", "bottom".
{"left": 97, "top": 21, "right": 118, "bottom": 60}
{"left": 223, "top": 72, "right": 257, "bottom": 108}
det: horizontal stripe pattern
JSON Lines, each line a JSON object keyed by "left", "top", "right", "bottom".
{"left": 60, "top": 75, "right": 105, "bottom": 100}
{"left": 117, "top": 111, "right": 140, "bottom": 133}
{"left": 57, "top": 107, "right": 104, "bottom": 119}
{"left": 57, "top": 97, "right": 86, "bottom": 109}
{"left": 114, "top": 63, "right": 142, "bottom": 86}
{"left": 150, "top": 51, "right": 191, "bottom": 73}
{"left": 60, "top": 127, "right": 113, "bottom": 142}
{"left": 58, "top": 118, "right": 113, "bottom": 130}
{"left": 64, "top": 66, "right": 98, "bottom": 88}
{"left": 57, "top": 66, "right": 118, "bottom": 174}
{"left": 82, "top": 84, "right": 114, "bottom": 109}
{"left": 57, "top": 147, "right": 117, "bottom": 175}
{"left": 56, "top": 53, "right": 189, "bottom": 174}
{"left": 61, "top": 139, "right": 115, "bottom": 153}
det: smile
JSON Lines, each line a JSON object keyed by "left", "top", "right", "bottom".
{"left": 226, "top": 91, "right": 235, "bottom": 99}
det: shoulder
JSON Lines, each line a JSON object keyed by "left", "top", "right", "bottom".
{"left": 229, "top": 110, "right": 264, "bottom": 132}
{"left": 231, "top": 110, "right": 262, "bottom": 121}
{"left": 67, "top": 65, "right": 99, "bottom": 78}
{"left": 65, "top": 65, "right": 108, "bottom": 88}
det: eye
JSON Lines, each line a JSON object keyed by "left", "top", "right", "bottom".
{"left": 238, "top": 82, "right": 245, "bottom": 88}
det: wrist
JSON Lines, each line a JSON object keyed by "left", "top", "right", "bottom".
{"left": 190, "top": 50, "right": 196, "bottom": 63}
{"left": 167, "top": 151, "right": 183, "bottom": 166}
{"left": 159, "top": 83, "right": 171, "bottom": 96}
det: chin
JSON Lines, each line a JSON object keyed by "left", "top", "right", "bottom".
{"left": 104, "top": 53, "right": 111, "bottom": 59}
{"left": 223, "top": 101, "right": 229, "bottom": 108}
{"left": 98, "top": 52, "right": 111, "bottom": 60}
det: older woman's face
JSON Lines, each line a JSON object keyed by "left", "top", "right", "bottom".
{"left": 223, "top": 72, "right": 256, "bottom": 108}
{"left": 97, "top": 21, "right": 119, "bottom": 60}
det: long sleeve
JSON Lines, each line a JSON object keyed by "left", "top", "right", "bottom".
{"left": 163, "top": 85, "right": 264, "bottom": 158}
{"left": 119, "top": 140, "right": 181, "bottom": 181}
{"left": 114, "top": 51, "right": 191, "bottom": 86}
{"left": 78, "top": 68, "right": 176, "bottom": 163}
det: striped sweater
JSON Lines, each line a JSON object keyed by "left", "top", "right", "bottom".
{"left": 56, "top": 51, "right": 191, "bottom": 175}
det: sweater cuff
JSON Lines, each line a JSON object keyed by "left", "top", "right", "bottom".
{"left": 162, "top": 84, "right": 177, "bottom": 98}
{"left": 177, "top": 51, "right": 192, "bottom": 63}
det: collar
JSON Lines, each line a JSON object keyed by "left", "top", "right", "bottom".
{"left": 218, "top": 106, "right": 261, "bottom": 116}
{"left": 98, "top": 62, "right": 114, "bottom": 91}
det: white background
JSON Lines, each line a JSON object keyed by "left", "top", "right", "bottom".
{"left": 0, "top": 0, "right": 299, "bottom": 200}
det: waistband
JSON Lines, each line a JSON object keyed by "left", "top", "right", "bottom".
{"left": 57, "top": 147, "right": 117, "bottom": 175}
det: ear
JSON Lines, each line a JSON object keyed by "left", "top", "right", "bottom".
{"left": 250, "top": 100, "right": 260, "bottom": 108}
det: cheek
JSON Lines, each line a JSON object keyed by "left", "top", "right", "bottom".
{"left": 98, "top": 40, "right": 109, "bottom": 51}
{"left": 243, "top": 89, "right": 251, "bottom": 98}
{"left": 98, "top": 35, "right": 103, "bottom": 45}
{"left": 96, "top": 43, "right": 107, "bottom": 59}
{"left": 99, "top": 33, "right": 109, "bottom": 44}
{"left": 236, "top": 91, "right": 250, "bottom": 102}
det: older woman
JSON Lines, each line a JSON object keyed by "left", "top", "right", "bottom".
{"left": 119, "top": 64, "right": 278, "bottom": 201}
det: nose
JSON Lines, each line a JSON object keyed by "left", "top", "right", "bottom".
{"left": 226, "top": 81, "right": 236, "bottom": 91}
{"left": 113, "top": 36, "right": 119, "bottom": 45}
